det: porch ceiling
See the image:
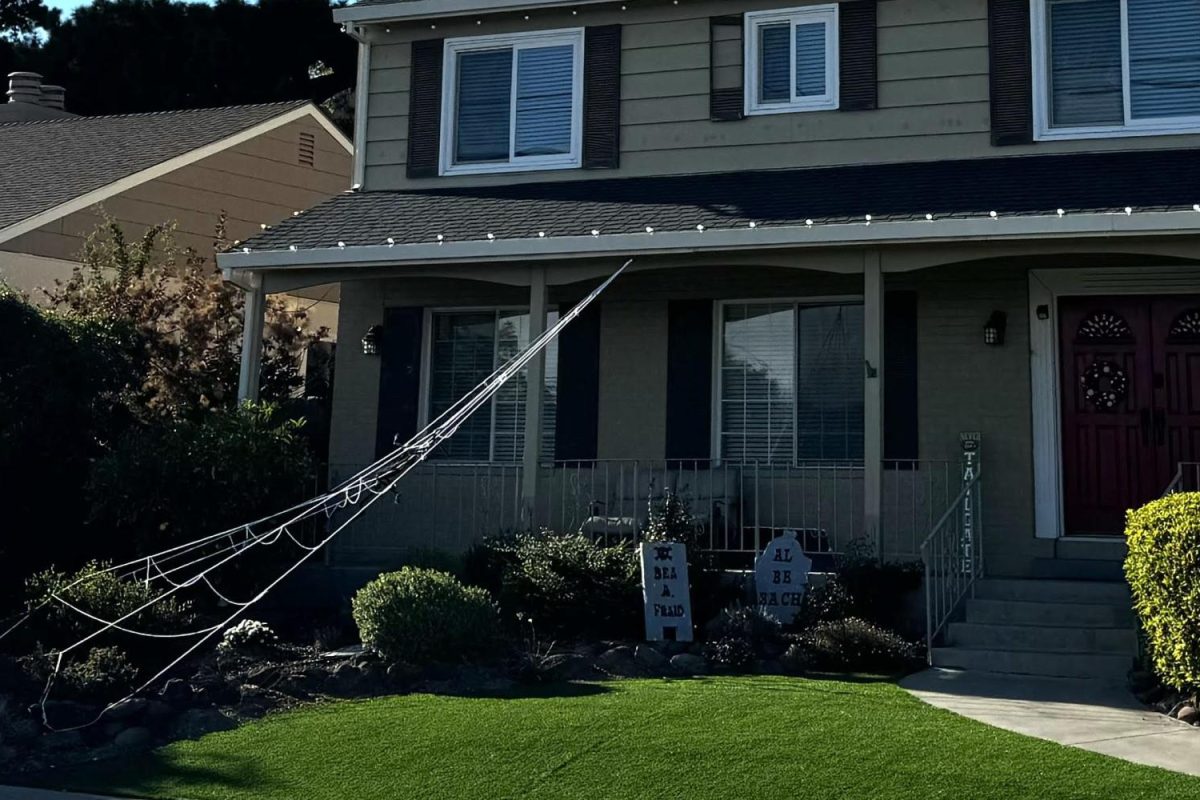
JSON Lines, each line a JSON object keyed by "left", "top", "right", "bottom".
{"left": 221, "top": 147, "right": 1200, "bottom": 269}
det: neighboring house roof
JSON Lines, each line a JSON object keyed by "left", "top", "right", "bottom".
{"left": 0, "top": 100, "right": 353, "bottom": 247}
{"left": 226, "top": 147, "right": 1200, "bottom": 267}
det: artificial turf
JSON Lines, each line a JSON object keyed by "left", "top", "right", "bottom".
{"left": 50, "top": 676, "right": 1200, "bottom": 799}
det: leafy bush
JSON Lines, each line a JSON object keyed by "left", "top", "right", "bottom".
{"left": 796, "top": 579, "right": 854, "bottom": 629}
{"left": 704, "top": 604, "right": 783, "bottom": 656}
{"left": 86, "top": 401, "right": 314, "bottom": 555}
{"left": 352, "top": 568, "right": 500, "bottom": 665}
{"left": 1125, "top": 493, "right": 1200, "bottom": 690}
{"left": 497, "top": 533, "right": 641, "bottom": 639}
{"left": 703, "top": 637, "right": 756, "bottom": 672}
{"left": 217, "top": 619, "right": 279, "bottom": 657}
{"left": 835, "top": 540, "right": 923, "bottom": 636}
{"left": 58, "top": 646, "right": 138, "bottom": 703}
{"left": 780, "top": 643, "right": 811, "bottom": 674}
{"left": 0, "top": 289, "right": 141, "bottom": 599}
{"left": 797, "top": 617, "right": 919, "bottom": 673}
{"left": 644, "top": 490, "right": 698, "bottom": 546}
{"left": 24, "top": 561, "right": 194, "bottom": 650}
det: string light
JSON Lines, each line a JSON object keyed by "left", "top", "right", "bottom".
{"left": 645, "top": 226, "right": 654, "bottom": 234}
{"left": 696, "top": 224, "right": 705, "bottom": 231}
{"left": 805, "top": 219, "right": 813, "bottom": 226}
{"left": 487, "top": 233, "right": 495, "bottom": 240}
{"left": 289, "top": 245, "right": 297, "bottom": 252}
{"left": 386, "top": 237, "right": 395, "bottom": 246}
{"left": 1194, "top": 204, "right": 1200, "bottom": 212}
{"left": 1124, "top": 206, "right": 1132, "bottom": 215}
{"left": 864, "top": 214, "right": 872, "bottom": 224}
{"left": 591, "top": 229, "right": 600, "bottom": 236}
{"left": 989, "top": 210, "right": 998, "bottom": 219}
{"left": 538, "top": 231, "right": 546, "bottom": 237}
{"left": 1057, "top": 209, "right": 1065, "bottom": 217}
{"left": 337, "top": 241, "right": 346, "bottom": 249}
{"left": 925, "top": 214, "right": 933, "bottom": 221}
{"left": 436, "top": 234, "right": 444, "bottom": 243}
{"left": 748, "top": 221, "right": 757, "bottom": 228}
{"left": 242, "top": 247, "right": 251, "bottom": 253}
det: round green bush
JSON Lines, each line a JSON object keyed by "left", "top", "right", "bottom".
{"left": 352, "top": 567, "right": 500, "bottom": 665}
{"left": 1125, "top": 492, "right": 1200, "bottom": 690}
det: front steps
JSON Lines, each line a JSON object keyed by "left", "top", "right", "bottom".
{"left": 931, "top": 578, "right": 1137, "bottom": 682}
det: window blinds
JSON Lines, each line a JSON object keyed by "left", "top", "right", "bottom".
{"left": 1047, "top": 0, "right": 1123, "bottom": 127}
{"left": 515, "top": 45, "right": 575, "bottom": 157}
{"left": 454, "top": 49, "right": 512, "bottom": 163}
{"left": 1128, "top": 0, "right": 1200, "bottom": 119}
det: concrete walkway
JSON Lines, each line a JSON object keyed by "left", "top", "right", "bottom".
{"left": 902, "top": 668, "right": 1200, "bottom": 776}
{"left": 0, "top": 789, "right": 126, "bottom": 800}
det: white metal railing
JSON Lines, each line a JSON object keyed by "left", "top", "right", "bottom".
{"left": 1164, "top": 462, "right": 1200, "bottom": 496}
{"left": 328, "top": 458, "right": 958, "bottom": 565}
{"left": 920, "top": 471, "right": 983, "bottom": 658}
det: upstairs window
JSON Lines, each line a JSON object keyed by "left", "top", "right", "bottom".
{"left": 744, "top": 5, "right": 839, "bottom": 116}
{"left": 440, "top": 29, "right": 583, "bottom": 175}
{"left": 1034, "top": 0, "right": 1200, "bottom": 139}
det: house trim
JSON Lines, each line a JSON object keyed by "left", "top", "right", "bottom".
{"left": 0, "top": 104, "right": 354, "bottom": 249}
{"left": 743, "top": 4, "right": 840, "bottom": 118}
{"left": 334, "top": 0, "right": 611, "bottom": 24}
{"left": 218, "top": 209, "right": 1200, "bottom": 272}
{"left": 353, "top": 39, "right": 373, "bottom": 188}
{"left": 1028, "top": 265, "right": 1200, "bottom": 540}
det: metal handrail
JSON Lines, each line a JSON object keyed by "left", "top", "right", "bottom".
{"left": 1163, "top": 463, "right": 1200, "bottom": 497}
{"left": 920, "top": 470, "right": 983, "bottom": 659}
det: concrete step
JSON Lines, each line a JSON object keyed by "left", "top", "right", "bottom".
{"left": 965, "top": 598, "right": 1136, "bottom": 628}
{"left": 974, "top": 578, "right": 1131, "bottom": 606}
{"left": 931, "top": 647, "right": 1134, "bottom": 681}
{"left": 1030, "top": 558, "right": 1125, "bottom": 582}
{"left": 946, "top": 622, "right": 1138, "bottom": 655}
{"left": 1055, "top": 536, "right": 1127, "bottom": 562}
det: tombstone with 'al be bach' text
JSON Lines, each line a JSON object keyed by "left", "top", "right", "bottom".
{"left": 639, "top": 541, "right": 693, "bottom": 642}
{"left": 754, "top": 531, "right": 812, "bottom": 625}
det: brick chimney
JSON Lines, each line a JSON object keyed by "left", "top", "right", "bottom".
{"left": 7, "top": 72, "right": 43, "bottom": 105}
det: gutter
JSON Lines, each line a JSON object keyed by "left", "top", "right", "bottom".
{"left": 216, "top": 209, "right": 1200, "bottom": 272}
{"left": 333, "top": 0, "right": 613, "bottom": 24}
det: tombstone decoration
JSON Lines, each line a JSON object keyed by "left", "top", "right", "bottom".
{"left": 639, "top": 541, "right": 694, "bottom": 642}
{"left": 754, "top": 531, "right": 812, "bottom": 625}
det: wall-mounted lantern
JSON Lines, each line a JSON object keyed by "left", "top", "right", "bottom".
{"left": 984, "top": 311, "right": 1007, "bottom": 346}
{"left": 361, "top": 325, "right": 383, "bottom": 356}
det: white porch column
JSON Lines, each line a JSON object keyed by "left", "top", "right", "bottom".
{"left": 237, "top": 271, "right": 265, "bottom": 403}
{"left": 521, "top": 266, "right": 548, "bottom": 526}
{"left": 863, "top": 252, "right": 885, "bottom": 555}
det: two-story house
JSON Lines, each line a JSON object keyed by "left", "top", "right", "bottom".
{"left": 219, "top": 0, "right": 1200, "bottom": 676}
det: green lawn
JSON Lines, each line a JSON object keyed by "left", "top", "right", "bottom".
{"left": 51, "top": 677, "right": 1200, "bottom": 799}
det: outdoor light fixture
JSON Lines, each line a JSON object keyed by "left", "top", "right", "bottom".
{"left": 984, "top": 311, "right": 1007, "bottom": 346}
{"left": 361, "top": 325, "right": 383, "bottom": 356}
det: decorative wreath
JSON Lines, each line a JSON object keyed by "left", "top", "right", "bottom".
{"left": 1080, "top": 360, "right": 1128, "bottom": 410}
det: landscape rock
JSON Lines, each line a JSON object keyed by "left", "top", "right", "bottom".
{"left": 669, "top": 653, "right": 707, "bottom": 675}
{"left": 386, "top": 662, "right": 421, "bottom": 687}
{"left": 143, "top": 700, "right": 174, "bottom": 729}
{"left": 0, "top": 745, "right": 15, "bottom": 766}
{"left": 41, "top": 730, "right": 83, "bottom": 751}
{"left": 106, "top": 697, "right": 148, "bottom": 721}
{"left": 2, "top": 717, "right": 41, "bottom": 746}
{"left": 1178, "top": 706, "right": 1199, "bottom": 725}
{"left": 596, "top": 646, "right": 641, "bottom": 677}
{"left": 238, "top": 684, "right": 275, "bottom": 718}
{"left": 113, "top": 726, "right": 153, "bottom": 750}
{"left": 42, "top": 701, "right": 97, "bottom": 729}
{"left": 160, "top": 678, "right": 195, "bottom": 708}
{"left": 328, "top": 662, "right": 367, "bottom": 696}
{"left": 634, "top": 645, "right": 668, "bottom": 672}
{"left": 169, "top": 708, "right": 235, "bottom": 741}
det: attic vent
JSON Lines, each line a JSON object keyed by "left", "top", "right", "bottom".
{"left": 298, "top": 132, "right": 316, "bottom": 167}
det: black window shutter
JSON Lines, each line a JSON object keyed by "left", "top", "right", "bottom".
{"left": 839, "top": 0, "right": 877, "bottom": 111}
{"left": 375, "top": 307, "right": 424, "bottom": 459}
{"left": 665, "top": 300, "right": 714, "bottom": 461}
{"left": 406, "top": 38, "right": 444, "bottom": 179}
{"left": 554, "top": 301, "right": 602, "bottom": 461}
{"left": 988, "top": 0, "right": 1033, "bottom": 146}
{"left": 883, "top": 291, "right": 918, "bottom": 462}
{"left": 710, "top": 15, "right": 745, "bottom": 121}
{"left": 583, "top": 25, "right": 622, "bottom": 170}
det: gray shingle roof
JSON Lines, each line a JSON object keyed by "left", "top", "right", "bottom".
{"left": 239, "top": 147, "right": 1200, "bottom": 253}
{"left": 0, "top": 101, "right": 310, "bottom": 233}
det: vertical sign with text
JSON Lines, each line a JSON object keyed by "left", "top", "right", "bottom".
{"left": 640, "top": 541, "right": 694, "bottom": 642}
{"left": 754, "top": 531, "right": 812, "bottom": 625}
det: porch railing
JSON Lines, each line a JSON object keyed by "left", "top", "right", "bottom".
{"left": 920, "top": 471, "right": 983, "bottom": 659}
{"left": 1164, "top": 462, "right": 1200, "bottom": 496}
{"left": 328, "top": 458, "right": 958, "bottom": 566}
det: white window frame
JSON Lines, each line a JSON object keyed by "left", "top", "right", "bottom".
{"left": 439, "top": 27, "right": 585, "bottom": 176}
{"left": 744, "top": 5, "right": 840, "bottom": 117}
{"left": 711, "top": 296, "right": 863, "bottom": 466}
{"left": 1031, "top": 0, "right": 1200, "bottom": 140}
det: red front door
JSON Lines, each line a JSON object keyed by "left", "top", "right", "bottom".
{"left": 1060, "top": 296, "right": 1200, "bottom": 535}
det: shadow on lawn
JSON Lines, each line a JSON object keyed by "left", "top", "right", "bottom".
{"left": 421, "top": 679, "right": 614, "bottom": 701}
{"left": 32, "top": 749, "right": 277, "bottom": 799}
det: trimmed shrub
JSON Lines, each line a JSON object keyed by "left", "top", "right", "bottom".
{"left": 703, "top": 636, "right": 757, "bottom": 672}
{"left": 704, "top": 604, "right": 783, "bottom": 656}
{"left": 24, "top": 561, "right": 194, "bottom": 650}
{"left": 58, "top": 646, "right": 138, "bottom": 703}
{"left": 352, "top": 568, "right": 500, "bottom": 665}
{"left": 217, "top": 619, "right": 279, "bottom": 657}
{"left": 797, "top": 617, "right": 918, "bottom": 673}
{"left": 796, "top": 579, "right": 854, "bottom": 629}
{"left": 1125, "top": 493, "right": 1200, "bottom": 690}
{"left": 498, "top": 533, "right": 641, "bottom": 639}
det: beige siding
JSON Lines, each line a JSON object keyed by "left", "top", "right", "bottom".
{"left": 361, "top": 0, "right": 1200, "bottom": 191}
